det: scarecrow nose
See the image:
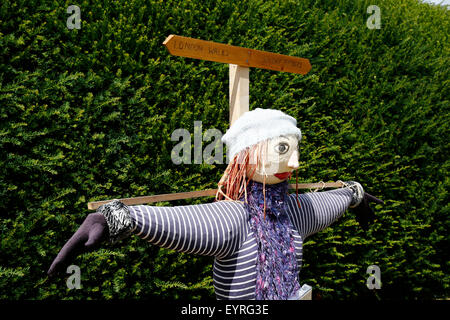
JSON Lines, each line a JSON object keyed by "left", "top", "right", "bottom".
{"left": 287, "top": 150, "right": 299, "bottom": 170}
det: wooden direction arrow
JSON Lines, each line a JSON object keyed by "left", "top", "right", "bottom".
{"left": 163, "top": 35, "right": 311, "bottom": 75}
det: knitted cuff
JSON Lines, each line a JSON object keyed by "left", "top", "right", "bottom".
{"left": 96, "top": 199, "right": 134, "bottom": 244}
{"left": 343, "top": 181, "right": 364, "bottom": 208}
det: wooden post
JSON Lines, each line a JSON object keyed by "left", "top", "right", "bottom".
{"left": 299, "top": 284, "right": 313, "bottom": 300}
{"left": 229, "top": 64, "right": 249, "bottom": 126}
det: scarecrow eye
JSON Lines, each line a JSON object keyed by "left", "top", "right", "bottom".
{"left": 275, "top": 142, "right": 289, "bottom": 154}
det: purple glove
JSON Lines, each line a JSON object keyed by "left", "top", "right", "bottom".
{"left": 351, "top": 192, "right": 384, "bottom": 230}
{"left": 47, "top": 213, "right": 108, "bottom": 277}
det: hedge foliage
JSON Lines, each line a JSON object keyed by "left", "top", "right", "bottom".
{"left": 0, "top": 0, "right": 448, "bottom": 300}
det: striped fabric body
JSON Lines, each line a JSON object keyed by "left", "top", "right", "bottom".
{"left": 126, "top": 187, "right": 353, "bottom": 300}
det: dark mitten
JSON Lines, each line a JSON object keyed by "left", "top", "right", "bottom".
{"left": 47, "top": 212, "right": 108, "bottom": 277}
{"left": 351, "top": 192, "right": 384, "bottom": 230}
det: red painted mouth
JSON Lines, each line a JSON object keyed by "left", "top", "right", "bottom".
{"left": 274, "top": 172, "right": 292, "bottom": 180}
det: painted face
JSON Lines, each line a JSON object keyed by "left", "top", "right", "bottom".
{"left": 247, "top": 134, "right": 300, "bottom": 184}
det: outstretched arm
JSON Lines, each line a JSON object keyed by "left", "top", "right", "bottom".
{"left": 123, "top": 200, "right": 248, "bottom": 258}
{"left": 286, "top": 182, "right": 383, "bottom": 239}
{"left": 286, "top": 187, "right": 355, "bottom": 239}
{"left": 48, "top": 199, "right": 249, "bottom": 276}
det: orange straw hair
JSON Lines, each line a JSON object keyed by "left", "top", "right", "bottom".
{"left": 215, "top": 140, "right": 270, "bottom": 217}
{"left": 215, "top": 142, "right": 262, "bottom": 203}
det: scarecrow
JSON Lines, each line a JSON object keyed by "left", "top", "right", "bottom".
{"left": 48, "top": 108, "right": 383, "bottom": 300}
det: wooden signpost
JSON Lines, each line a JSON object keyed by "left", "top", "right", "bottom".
{"left": 163, "top": 35, "right": 311, "bottom": 125}
{"left": 162, "top": 35, "right": 311, "bottom": 75}
{"left": 88, "top": 34, "right": 328, "bottom": 211}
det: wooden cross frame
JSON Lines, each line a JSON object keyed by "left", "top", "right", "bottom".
{"left": 88, "top": 35, "right": 341, "bottom": 211}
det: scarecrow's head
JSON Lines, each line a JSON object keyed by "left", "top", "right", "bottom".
{"left": 217, "top": 108, "right": 301, "bottom": 201}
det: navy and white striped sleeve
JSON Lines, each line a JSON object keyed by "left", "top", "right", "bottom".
{"left": 100, "top": 200, "right": 249, "bottom": 258}
{"left": 285, "top": 187, "right": 354, "bottom": 239}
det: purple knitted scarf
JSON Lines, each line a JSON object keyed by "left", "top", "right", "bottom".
{"left": 241, "top": 180, "right": 301, "bottom": 300}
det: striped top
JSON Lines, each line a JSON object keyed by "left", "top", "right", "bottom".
{"left": 119, "top": 187, "right": 354, "bottom": 300}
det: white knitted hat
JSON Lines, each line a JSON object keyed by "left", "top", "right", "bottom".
{"left": 222, "top": 108, "right": 302, "bottom": 161}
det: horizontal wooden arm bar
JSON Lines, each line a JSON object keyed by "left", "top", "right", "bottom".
{"left": 288, "top": 181, "right": 344, "bottom": 190}
{"left": 87, "top": 189, "right": 217, "bottom": 210}
{"left": 87, "top": 181, "right": 344, "bottom": 210}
